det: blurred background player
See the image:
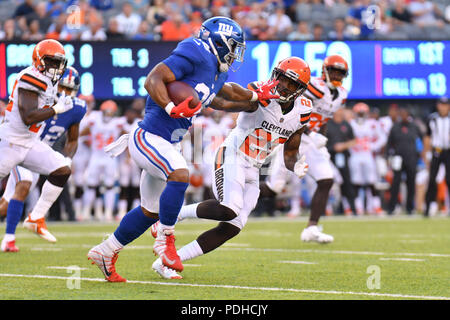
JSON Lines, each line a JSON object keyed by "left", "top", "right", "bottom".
{"left": 325, "top": 107, "right": 357, "bottom": 216}
{"left": 80, "top": 100, "right": 123, "bottom": 222}
{"left": 72, "top": 94, "right": 95, "bottom": 219}
{"left": 0, "top": 39, "right": 74, "bottom": 252}
{"left": 386, "top": 106, "right": 423, "bottom": 215}
{"left": 1, "top": 66, "right": 86, "bottom": 251}
{"left": 117, "top": 107, "right": 141, "bottom": 220}
{"left": 423, "top": 97, "right": 450, "bottom": 216}
{"left": 349, "top": 102, "right": 386, "bottom": 215}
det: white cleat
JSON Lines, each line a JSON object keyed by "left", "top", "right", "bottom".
{"left": 301, "top": 225, "right": 334, "bottom": 244}
{"left": 152, "top": 258, "right": 182, "bottom": 280}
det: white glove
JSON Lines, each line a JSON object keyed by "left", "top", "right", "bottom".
{"left": 309, "top": 131, "right": 328, "bottom": 149}
{"left": 294, "top": 155, "right": 309, "bottom": 179}
{"left": 52, "top": 92, "right": 73, "bottom": 114}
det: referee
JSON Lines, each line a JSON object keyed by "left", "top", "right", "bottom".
{"left": 424, "top": 97, "right": 450, "bottom": 216}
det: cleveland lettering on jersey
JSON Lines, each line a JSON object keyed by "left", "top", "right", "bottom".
{"left": 261, "top": 120, "right": 293, "bottom": 137}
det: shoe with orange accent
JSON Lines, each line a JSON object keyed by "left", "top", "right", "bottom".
{"left": 344, "top": 209, "right": 353, "bottom": 217}
{"left": 87, "top": 245, "right": 126, "bottom": 282}
{"left": 1, "top": 239, "right": 19, "bottom": 252}
{"left": 23, "top": 215, "right": 57, "bottom": 243}
{"left": 150, "top": 221, "right": 159, "bottom": 239}
{"left": 153, "top": 226, "right": 183, "bottom": 272}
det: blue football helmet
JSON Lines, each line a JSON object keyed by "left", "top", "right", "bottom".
{"left": 197, "top": 16, "right": 246, "bottom": 73}
{"left": 58, "top": 66, "right": 80, "bottom": 97}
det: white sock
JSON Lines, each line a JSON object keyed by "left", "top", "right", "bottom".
{"left": 3, "top": 233, "right": 15, "bottom": 242}
{"left": 178, "top": 240, "right": 203, "bottom": 262}
{"left": 100, "top": 233, "right": 123, "bottom": 254}
{"left": 158, "top": 222, "right": 175, "bottom": 235}
{"left": 104, "top": 188, "right": 116, "bottom": 210}
{"left": 29, "top": 181, "right": 63, "bottom": 220}
{"left": 178, "top": 203, "right": 199, "bottom": 221}
{"left": 82, "top": 188, "right": 96, "bottom": 219}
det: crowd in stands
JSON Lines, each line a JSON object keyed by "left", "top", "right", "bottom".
{"left": 0, "top": 0, "right": 449, "bottom": 42}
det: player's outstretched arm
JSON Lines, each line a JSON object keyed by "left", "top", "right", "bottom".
{"left": 217, "top": 82, "right": 255, "bottom": 101}
{"left": 63, "top": 122, "right": 80, "bottom": 158}
{"left": 209, "top": 95, "right": 258, "bottom": 112}
{"left": 18, "top": 88, "right": 56, "bottom": 125}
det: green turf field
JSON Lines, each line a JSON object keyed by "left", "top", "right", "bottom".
{"left": 0, "top": 216, "right": 449, "bottom": 300}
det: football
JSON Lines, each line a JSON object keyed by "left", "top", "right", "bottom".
{"left": 166, "top": 81, "right": 200, "bottom": 109}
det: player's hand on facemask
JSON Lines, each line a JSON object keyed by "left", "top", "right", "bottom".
{"left": 52, "top": 91, "right": 74, "bottom": 114}
{"left": 294, "top": 155, "right": 309, "bottom": 179}
{"left": 255, "top": 80, "right": 280, "bottom": 102}
{"left": 165, "top": 96, "right": 202, "bottom": 119}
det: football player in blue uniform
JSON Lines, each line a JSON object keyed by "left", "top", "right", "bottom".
{"left": 87, "top": 16, "right": 279, "bottom": 282}
{"left": 0, "top": 66, "right": 86, "bottom": 252}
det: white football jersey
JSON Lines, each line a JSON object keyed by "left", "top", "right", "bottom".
{"left": 303, "top": 77, "right": 347, "bottom": 132}
{"left": 118, "top": 116, "right": 141, "bottom": 134}
{"left": 88, "top": 112, "right": 123, "bottom": 155}
{"left": 350, "top": 118, "right": 386, "bottom": 155}
{"left": 223, "top": 96, "right": 312, "bottom": 167}
{"left": 0, "top": 66, "right": 58, "bottom": 147}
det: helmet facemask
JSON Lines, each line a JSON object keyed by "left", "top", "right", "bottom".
{"left": 271, "top": 68, "right": 308, "bottom": 103}
{"left": 324, "top": 66, "right": 347, "bottom": 89}
{"left": 41, "top": 55, "right": 67, "bottom": 82}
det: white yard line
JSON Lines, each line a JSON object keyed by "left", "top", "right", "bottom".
{"left": 46, "top": 266, "right": 89, "bottom": 270}
{"left": 379, "top": 258, "right": 425, "bottom": 262}
{"left": 219, "top": 247, "right": 450, "bottom": 258}
{"left": 279, "top": 260, "right": 318, "bottom": 265}
{"left": 0, "top": 273, "right": 448, "bottom": 300}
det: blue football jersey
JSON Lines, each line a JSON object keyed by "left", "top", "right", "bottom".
{"left": 139, "top": 37, "right": 229, "bottom": 143}
{"left": 40, "top": 96, "right": 87, "bottom": 146}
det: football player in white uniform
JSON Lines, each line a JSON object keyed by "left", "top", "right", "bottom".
{"left": 349, "top": 102, "right": 386, "bottom": 215}
{"left": 261, "top": 55, "right": 349, "bottom": 243}
{"left": 0, "top": 66, "right": 86, "bottom": 251}
{"left": 150, "top": 57, "right": 312, "bottom": 279}
{"left": 80, "top": 100, "right": 123, "bottom": 221}
{"left": 117, "top": 107, "right": 141, "bottom": 220}
{"left": 0, "top": 39, "right": 74, "bottom": 250}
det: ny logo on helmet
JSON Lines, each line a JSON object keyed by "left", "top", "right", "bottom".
{"left": 217, "top": 23, "right": 234, "bottom": 36}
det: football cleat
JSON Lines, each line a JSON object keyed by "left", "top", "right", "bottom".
{"left": 153, "top": 227, "right": 183, "bottom": 272}
{"left": 301, "top": 225, "right": 334, "bottom": 244}
{"left": 23, "top": 215, "right": 57, "bottom": 243}
{"left": 1, "top": 239, "right": 19, "bottom": 252}
{"left": 87, "top": 245, "right": 126, "bottom": 282}
{"left": 152, "top": 258, "right": 182, "bottom": 280}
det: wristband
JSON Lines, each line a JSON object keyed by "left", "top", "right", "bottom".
{"left": 165, "top": 102, "right": 175, "bottom": 115}
{"left": 250, "top": 91, "right": 258, "bottom": 102}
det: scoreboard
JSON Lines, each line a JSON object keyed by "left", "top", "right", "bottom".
{"left": 0, "top": 41, "right": 177, "bottom": 100}
{"left": 0, "top": 40, "right": 448, "bottom": 100}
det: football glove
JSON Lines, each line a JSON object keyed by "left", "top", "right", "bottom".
{"left": 252, "top": 80, "right": 280, "bottom": 102}
{"left": 165, "top": 96, "right": 202, "bottom": 119}
{"left": 52, "top": 91, "right": 73, "bottom": 114}
{"left": 294, "top": 155, "right": 309, "bottom": 179}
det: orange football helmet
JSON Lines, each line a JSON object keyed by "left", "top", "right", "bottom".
{"left": 271, "top": 57, "right": 311, "bottom": 103}
{"left": 32, "top": 39, "right": 67, "bottom": 82}
{"left": 100, "top": 100, "right": 118, "bottom": 114}
{"left": 322, "top": 55, "right": 348, "bottom": 88}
